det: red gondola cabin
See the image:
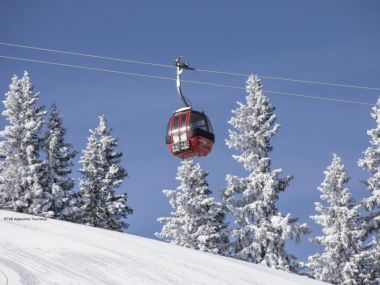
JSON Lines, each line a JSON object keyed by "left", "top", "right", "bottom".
{"left": 166, "top": 107, "right": 215, "bottom": 159}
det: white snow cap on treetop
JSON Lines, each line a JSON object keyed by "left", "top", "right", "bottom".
{"left": 97, "top": 114, "right": 110, "bottom": 134}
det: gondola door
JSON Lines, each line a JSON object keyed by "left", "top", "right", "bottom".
{"left": 168, "top": 110, "right": 191, "bottom": 157}
{"left": 179, "top": 112, "right": 188, "bottom": 143}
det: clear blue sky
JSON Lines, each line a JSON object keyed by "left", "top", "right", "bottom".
{"left": 0, "top": 0, "right": 379, "bottom": 262}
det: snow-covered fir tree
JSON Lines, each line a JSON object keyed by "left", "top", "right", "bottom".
{"left": 156, "top": 160, "right": 229, "bottom": 255}
{"left": 44, "top": 103, "right": 80, "bottom": 221}
{"left": 358, "top": 98, "right": 380, "bottom": 214}
{"left": 308, "top": 154, "right": 365, "bottom": 285}
{"left": 79, "top": 115, "right": 132, "bottom": 231}
{"left": 0, "top": 72, "right": 50, "bottom": 216}
{"left": 222, "top": 74, "right": 309, "bottom": 272}
{"left": 357, "top": 97, "right": 380, "bottom": 284}
{"left": 360, "top": 238, "right": 380, "bottom": 284}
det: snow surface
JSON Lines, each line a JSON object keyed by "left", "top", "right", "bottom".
{"left": 0, "top": 210, "right": 327, "bottom": 285}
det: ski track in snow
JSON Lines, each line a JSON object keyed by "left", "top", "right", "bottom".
{"left": 0, "top": 210, "right": 328, "bottom": 285}
{"left": 0, "top": 268, "right": 7, "bottom": 285}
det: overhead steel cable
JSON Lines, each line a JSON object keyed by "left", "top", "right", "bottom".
{"left": 0, "top": 42, "right": 379, "bottom": 92}
{"left": 196, "top": 68, "right": 380, "bottom": 92}
{"left": 0, "top": 55, "right": 174, "bottom": 80}
{"left": 0, "top": 55, "right": 373, "bottom": 107}
{"left": 0, "top": 42, "right": 173, "bottom": 69}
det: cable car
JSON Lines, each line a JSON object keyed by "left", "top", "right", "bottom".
{"left": 166, "top": 106, "right": 214, "bottom": 159}
{"left": 166, "top": 58, "right": 215, "bottom": 159}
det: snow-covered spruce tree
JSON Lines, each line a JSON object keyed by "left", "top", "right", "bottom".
{"left": 357, "top": 97, "right": 380, "bottom": 283}
{"left": 308, "top": 154, "right": 365, "bottom": 285}
{"left": 156, "top": 160, "right": 229, "bottom": 255}
{"left": 44, "top": 103, "right": 80, "bottom": 221}
{"left": 222, "top": 74, "right": 309, "bottom": 272}
{"left": 0, "top": 72, "right": 50, "bottom": 216}
{"left": 79, "top": 115, "right": 132, "bottom": 231}
{"left": 360, "top": 238, "right": 380, "bottom": 284}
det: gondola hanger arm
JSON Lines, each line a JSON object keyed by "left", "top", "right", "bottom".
{"left": 174, "top": 57, "right": 194, "bottom": 107}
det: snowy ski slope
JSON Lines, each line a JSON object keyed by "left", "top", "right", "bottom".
{"left": 0, "top": 210, "right": 327, "bottom": 285}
